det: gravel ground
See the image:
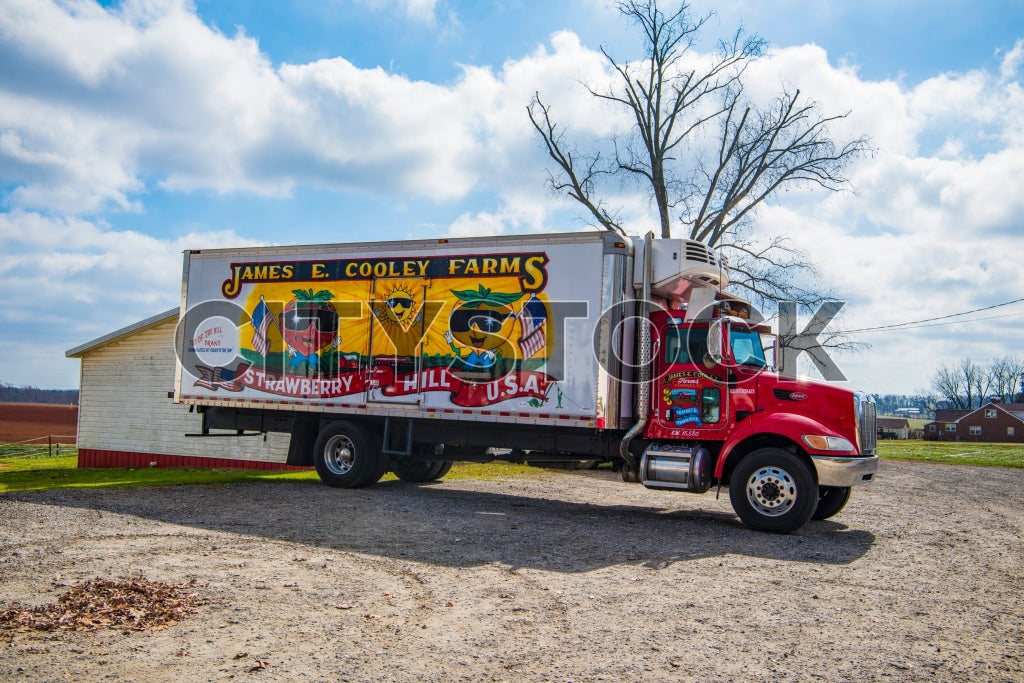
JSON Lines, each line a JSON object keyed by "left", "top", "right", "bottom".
{"left": 1, "top": 458, "right": 1022, "bottom": 682}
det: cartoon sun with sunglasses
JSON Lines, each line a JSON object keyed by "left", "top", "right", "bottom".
{"left": 376, "top": 286, "right": 421, "bottom": 327}
{"left": 370, "top": 285, "right": 428, "bottom": 357}
{"left": 444, "top": 285, "right": 524, "bottom": 373}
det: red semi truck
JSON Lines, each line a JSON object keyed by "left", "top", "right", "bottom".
{"left": 174, "top": 231, "right": 877, "bottom": 533}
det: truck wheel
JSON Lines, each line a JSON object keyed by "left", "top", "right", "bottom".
{"left": 313, "top": 422, "right": 388, "bottom": 488}
{"left": 811, "top": 486, "right": 852, "bottom": 520}
{"left": 391, "top": 460, "right": 453, "bottom": 483}
{"left": 729, "top": 448, "right": 817, "bottom": 534}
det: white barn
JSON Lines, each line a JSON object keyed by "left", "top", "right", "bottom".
{"left": 66, "top": 310, "right": 294, "bottom": 470}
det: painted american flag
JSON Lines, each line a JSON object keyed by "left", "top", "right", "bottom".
{"left": 251, "top": 297, "right": 272, "bottom": 356}
{"left": 518, "top": 294, "right": 547, "bottom": 360}
{"left": 193, "top": 363, "right": 248, "bottom": 391}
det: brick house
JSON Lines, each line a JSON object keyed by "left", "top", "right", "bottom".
{"left": 923, "top": 409, "right": 969, "bottom": 441}
{"left": 923, "top": 403, "right": 1024, "bottom": 443}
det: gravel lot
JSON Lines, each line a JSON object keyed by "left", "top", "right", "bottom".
{"left": 1, "top": 458, "right": 1022, "bottom": 682}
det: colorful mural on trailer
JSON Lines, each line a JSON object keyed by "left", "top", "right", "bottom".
{"left": 187, "top": 251, "right": 559, "bottom": 408}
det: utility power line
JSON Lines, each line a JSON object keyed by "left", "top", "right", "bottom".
{"left": 837, "top": 297, "right": 1024, "bottom": 334}
{"left": 849, "top": 310, "right": 1024, "bottom": 333}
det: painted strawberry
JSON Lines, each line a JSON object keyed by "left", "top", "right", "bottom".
{"left": 280, "top": 289, "right": 338, "bottom": 371}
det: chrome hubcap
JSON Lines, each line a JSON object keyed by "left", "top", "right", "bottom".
{"left": 746, "top": 466, "right": 797, "bottom": 517}
{"left": 323, "top": 434, "right": 355, "bottom": 475}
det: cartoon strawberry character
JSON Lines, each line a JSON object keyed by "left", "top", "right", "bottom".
{"left": 280, "top": 289, "right": 338, "bottom": 374}
{"left": 444, "top": 285, "right": 523, "bottom": 374}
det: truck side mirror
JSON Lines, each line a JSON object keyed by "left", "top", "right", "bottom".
{"left": 707, "top": 320, "right": 724, "bottom": 364}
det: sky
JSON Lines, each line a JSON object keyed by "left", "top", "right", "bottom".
{"left": 1, "top": 0, "right": 1023, "bottom": 396}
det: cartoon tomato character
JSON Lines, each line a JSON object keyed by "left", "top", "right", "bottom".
{"left": 444, "top": 285, "right": 523, "bottom": 374}
{"left": 280, "top": 288, "right": 339, "bottom": 374}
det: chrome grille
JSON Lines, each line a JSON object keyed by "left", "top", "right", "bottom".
{"left": 859, "top": 399, "right": 877, "bottom": 455}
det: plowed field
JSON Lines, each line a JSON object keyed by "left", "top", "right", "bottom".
{"left": 0, "top": 403, "right": 77, "bottom": 444}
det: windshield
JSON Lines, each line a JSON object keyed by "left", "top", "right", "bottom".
{"left": 730, "top": 328, "right": 767, "bottom": 367}
{"left": 663, "top": 327, "right": 709, "bottom": 365}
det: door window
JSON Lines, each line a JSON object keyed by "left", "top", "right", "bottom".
{"left": 664, "top": 327, "right": 709, "bottom": 365}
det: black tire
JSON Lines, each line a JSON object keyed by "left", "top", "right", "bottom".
{"left": 811, "top": 486, "right": 852, "bottom": 520}
{"left": 313, "top": 421, "right": 389, "bottom": 488}
{"left": 391, "top": 459, "right": 453, "bottom": 483}
{"left": 729, "top": 448, "right": 817, "bottom": 534}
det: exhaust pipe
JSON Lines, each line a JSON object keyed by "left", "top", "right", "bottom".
{"left": 619, "top": 231, "right": 654, "bottom": 476}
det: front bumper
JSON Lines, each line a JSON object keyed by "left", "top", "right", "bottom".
{"left": 811, "top": 455, "right": 879, "bottom": 487}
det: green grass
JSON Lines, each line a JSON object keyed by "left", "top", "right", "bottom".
{"left": 0, "top": 447, "right": 537, "bottom": 493}
{"left": 878, "top": 439, "right": 1024, "bottom": 468}
{"left": 4, "top": 440, "right": 1020, "bottom": 494}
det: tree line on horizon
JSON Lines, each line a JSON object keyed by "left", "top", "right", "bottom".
{"left": 0, "top": 383, "right": 79, "bottom": 405}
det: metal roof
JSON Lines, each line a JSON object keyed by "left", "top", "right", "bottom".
{"left": 65, "top": 308, "right": 179, "bottom": 358}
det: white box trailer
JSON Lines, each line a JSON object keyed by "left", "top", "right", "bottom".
{"left": 175, "top": 231, "right": 643, "bottom": 433}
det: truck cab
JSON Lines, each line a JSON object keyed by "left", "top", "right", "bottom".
{"left": 633, "top": 244, "right": 878, "bottom": 533}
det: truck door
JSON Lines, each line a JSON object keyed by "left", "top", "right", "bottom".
{"left": 653, "top": 320, "right": 729, "bottom": 437}
{"left": 368, "top": 278, "right": 428, "bottom": 403}
{"left": 365, "top": 277, "right": 439, "bottom": 405}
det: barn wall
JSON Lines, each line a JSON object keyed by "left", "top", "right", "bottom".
{"left": 76, "top": 319, "right": 293, "bottom": 468}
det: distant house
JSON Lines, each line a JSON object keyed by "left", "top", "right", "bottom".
{"left": 923, "top": 402, "right": 1024, "bottom": 443}
{"left": 923, "top": 409, "right": 970, "bottom": 441}
{"left": 876, "top": 417, "right": 910, "bottom": 439}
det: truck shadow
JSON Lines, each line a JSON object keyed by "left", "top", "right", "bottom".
{"left": 5, "top": 478, "right": 874, "bottom": 572}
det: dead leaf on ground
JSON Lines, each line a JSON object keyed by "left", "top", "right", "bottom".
{"left": 248, "top": 659, "right": 269, "bottom": 672}
{"left": 0, "top": 577, "right": 205, "bottom": 634}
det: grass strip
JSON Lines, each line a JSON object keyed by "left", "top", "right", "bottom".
{"left": 877, "top": 440, "right": 1023, "bottom": 468}
{"left": 3, "top": 440, "right": 1020, "bottom": 494}
{"left": 0, "top": 450, "right": 537, "bottom": 493}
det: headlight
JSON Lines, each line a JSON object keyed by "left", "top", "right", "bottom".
{"left": 801, "top": 435, "right": 855, "bottom": 451}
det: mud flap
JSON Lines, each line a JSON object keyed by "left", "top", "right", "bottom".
{"left": 286, "top": 415, "right": 319, "bottom": 466}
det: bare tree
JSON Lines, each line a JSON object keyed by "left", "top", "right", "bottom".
{"left": 527, "top": 0, "right": 869, "bottom": 307}
{"left": 930, "top": 361, "right": 970, "bottom": 409}
{"left": 930, "top": 358, "right": 998, "bottom": 409}
{"left": 967, "top": 358, "right": 992, "bottom": 408}
{"left": 987, "top": 355, "right": 1024, "bottom": 402}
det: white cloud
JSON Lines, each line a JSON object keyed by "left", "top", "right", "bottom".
{"left": 0, "top": 210, "right": 258, "bottom": 387}
{"left": 2, "top": 0, "right": 1023, "bottom": 394}
{"left": 0, "top": 0, "right": 285, "bottom": 211}
{"left": 711, "top": 42, "right": 1024, "bottom": 392}
{"left": 999, "top": 39, "right": 1024, "bottom": 84}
